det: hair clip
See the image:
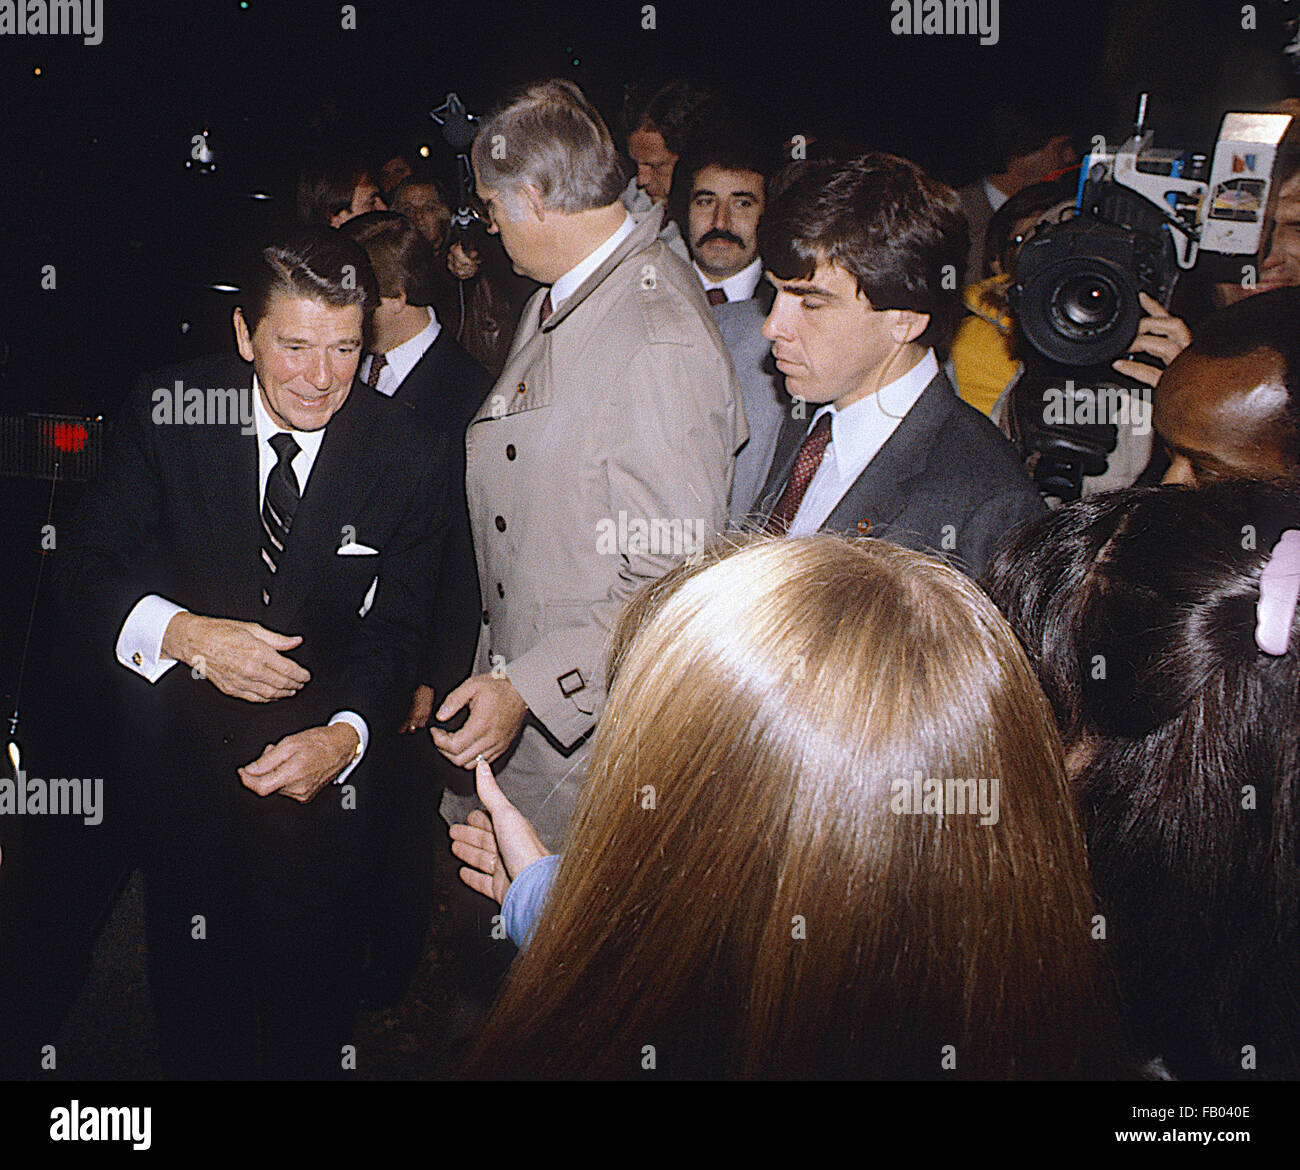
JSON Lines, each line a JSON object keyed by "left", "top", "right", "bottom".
{"left": 1255, "top": 529, "right": 1300, "bottom": 655}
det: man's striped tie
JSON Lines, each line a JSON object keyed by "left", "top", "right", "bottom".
{"left": 261, "top": 431, "right": 300, "bottom": 604}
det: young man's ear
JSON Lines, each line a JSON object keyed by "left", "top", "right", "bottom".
{"left": 233, "top": 307, "right": 255, "bottom": 363}
{"left": 889, "top": 309, "right": 930, "bottom": 345}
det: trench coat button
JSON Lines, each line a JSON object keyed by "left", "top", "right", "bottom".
{"left": 496, "top": 582, "right": 505, "bottom": 598}
{"left": 506, "top": 444, "right": 516, "bottom": 461}
{"left": 495, "top": 515, "right": 506, "bottom": 532}
{"left": 482, "top": 609, "right": 490, "bottom": 625}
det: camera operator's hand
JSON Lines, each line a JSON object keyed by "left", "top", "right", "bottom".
{"left": 448, "top": 241, "right": 482, "bottom": 281}
{"left": 1112, "top": 292, "right": 1192, "bottom": 387}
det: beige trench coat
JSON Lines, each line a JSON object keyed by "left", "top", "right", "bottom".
{"left": 440, "top": 206, "right": 747, "bottom": 849}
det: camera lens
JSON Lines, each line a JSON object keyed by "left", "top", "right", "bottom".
{"left": 1054, "top": 274, "right": 1119, "bottom": 332}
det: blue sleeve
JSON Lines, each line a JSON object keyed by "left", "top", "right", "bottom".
{"left": 501, "top": 853, "right": 563, "bottom": 949}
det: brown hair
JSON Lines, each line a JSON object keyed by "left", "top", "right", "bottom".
{"left": 295, "top": 157, "right": 370, "bottom": 226}
{"left": 760, "top": 154, "right": 968, "bottom": 353}
{"left": 238, "top": 227, "right": 379, "bottom": 335}
{"left": 338, "top": 210, "right": 437, "bottom": 307}
{"left": 464, "top": 535, "right": 1125, "bottom": 1079}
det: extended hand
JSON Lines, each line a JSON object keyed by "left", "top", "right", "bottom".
{"left": 449, "top": 757, "right": 551, "bottom": 904}
{"left": 162, "top": 612, "right": 309, "bottom": 702}
{"left": 399, "top": 684, "right": 437, "bottom": 733}
{"left": 447, "top": 241, "right": 482, "bottom": 281}
{"left": 1111, "top": 292, "right": 1193, "bottom": 388}
{"left": 238, "top": 724, "right": 359, "bottom": 803}
{"left": 430, "top": 673, "right": 527, "bottom": 768}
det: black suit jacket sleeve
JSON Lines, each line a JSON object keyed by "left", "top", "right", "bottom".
{"left": 55, "top": 380, "right": 173, "bottom": 653}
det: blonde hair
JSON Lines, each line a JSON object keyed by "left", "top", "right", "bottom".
{"left": 465, "top": 535, "right": 1123, "bottom": 1078}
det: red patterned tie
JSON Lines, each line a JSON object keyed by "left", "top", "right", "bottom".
{"left": 365, "top": 351, "right": 387, "bottom": 389}
{"left": 538, "top": 291, "right": 554, "bottom": 327}
{"left": 705, "top": 287, "right": 727, "bottom": 306}
{"left": 765, "top": 413, "right": 833, "bottom": 534}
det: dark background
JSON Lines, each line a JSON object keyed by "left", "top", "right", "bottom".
{"left": 1, "top": 0, "right": 1297, "bottom": 691}
{"left": 0, "top": 0, "right": 1295, "bottom": 416}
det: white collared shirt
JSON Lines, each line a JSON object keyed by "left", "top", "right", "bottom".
{"left": 115, "top": 375, "right": 368, "bottom": 777}
{"left": 786, "top": 349, "right": 939, "bottom": 536}
{"left": 695, "top": 255, "right": 763, "bottom": 303}
{"left": 548, "top": 212, "right": 636, "bottom": 312}
{"left": 362, "top": 306, "right": 441, "bottom": 397}
{"left": 251, "top": 374, "right": 326, "bottom": 506}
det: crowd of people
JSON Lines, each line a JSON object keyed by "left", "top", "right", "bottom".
{"left": 3, "top": 73, "right": 1299, "bottom": 1081}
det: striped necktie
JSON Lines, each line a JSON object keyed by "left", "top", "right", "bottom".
{"left": 260, "top": 431, "right": 300, "bottom": 601}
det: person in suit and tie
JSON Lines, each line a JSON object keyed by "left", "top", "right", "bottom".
{"left": 434, "top": 78, "right": 745, "bottom": 851}
{"left": 667, "top": 132, "right": 787, "bottom": 523}
{"left": 55, "top": 228, "right": 453, "bottom": 1078}
{"left": 340, "top": 210, "right": 492, "bottom": 1004}
{"left": 751, "top": 154, "right": 1045, "bottom": 577}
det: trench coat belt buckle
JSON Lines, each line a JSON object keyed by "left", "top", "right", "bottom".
{"left": 557, "top": 669, "right": 585, "bottom": 697}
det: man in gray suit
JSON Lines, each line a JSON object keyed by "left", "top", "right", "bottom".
{"left": 667, "top": 132, "right": 787, "bottom": 523}
{"left": 752, "top": 154, "right": 1045, "bottom": 577}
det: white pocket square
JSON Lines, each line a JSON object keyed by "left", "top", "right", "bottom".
{"left": 359, "top": 576, "right": 379, "bottom": 618}
{"left": 337, "top": 542, "right": 379, "bottom": 556}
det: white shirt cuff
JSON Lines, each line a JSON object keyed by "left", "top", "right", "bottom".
{"left": 329, "top": 711, "right": 368, "bottom": 783}
{"left": 116, "top": 595, "right": 187, "bottom": 682}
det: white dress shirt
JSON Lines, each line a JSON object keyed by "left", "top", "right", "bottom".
{"left": 787, "top": 349, "right": 939, "bottom": 536}
{"left": 362, "top": 306, "right": 440, "bottom": 397}
{"left": 694, "top": 255, "right": 763, "bottom": 303}
{"left": 548, "top": 212, "right": 637, "bottom": 312}
{"left": 115, "top": 377, "right": 368, "bottom": 779}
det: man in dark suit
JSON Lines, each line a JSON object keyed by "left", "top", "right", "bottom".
{"left": 751, "top": 154, "right": 1045, "bottom": 577}
{"left": 55, "top": 228, "right": 453, "bottom": 1078}
{"left": 341, "top": 210, "right": 492, "bottom": 1004}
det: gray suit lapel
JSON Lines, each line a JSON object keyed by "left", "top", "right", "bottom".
{"left": 754, "top": 373, "right": 957, "bottom": 534}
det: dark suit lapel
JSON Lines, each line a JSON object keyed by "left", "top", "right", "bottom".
{"left": 191, "top": 363, "right": 263, "bottom": 619}
{"left": 266, "top": 384, "right": 380, "bottom": 629}
{"left": 754, "top": 412, "right": 806, "bottom": 522}
{"left": 391, "top": 332, "right": 445, "bottom": 409}
{"left": 822, "top": 374, "right": 955, "bottom": 534}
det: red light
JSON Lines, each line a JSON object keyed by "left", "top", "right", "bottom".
{"left": 52, "top": 422, "right": 88, "bottom": 453}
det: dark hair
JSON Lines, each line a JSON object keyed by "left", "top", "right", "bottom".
{"left": 239, "top": 227, "right": 379, "bottom": 335}
{"left": 296, "top": 156, "right": 370, "bottom": 226}
{"left": 759, "top": 154, "right": 968, "bottom": 353}
{"left": 984, "top": 483, "right": 1300, "bottom": 1079}
{"left": 1192, "top": 287, "right": 1300, "bottom": 454}
{"left": 338, "top": 210, "right": 437, "bottom": 306}
{"left": 667, "top": 129, "right": 773, "bottom": 243}
{"left": 983, "top": 172, "right": 1078, "bottom": 278}
{"left": 981, "top": 102, "right": 1074, "bottom": 175}
{"left": 622, "top": 78, "right": 718, "bottom": 154}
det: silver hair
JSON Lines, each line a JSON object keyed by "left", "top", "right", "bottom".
{"left": 471, "top": 78, "right": 627, "bottom": 216}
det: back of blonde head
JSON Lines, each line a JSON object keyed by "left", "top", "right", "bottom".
{"left": 465, "top": 535, "right": 1123, "bottom": 1079}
